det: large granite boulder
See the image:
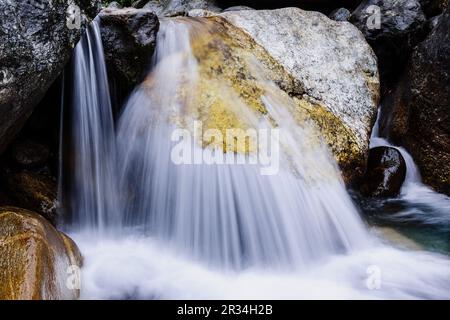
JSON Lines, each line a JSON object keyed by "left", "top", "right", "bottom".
{"left": 213, "top": 8, "right": 380, "bottom": 182}
{"left": 0, "top": 0, "right": 101, "bottom": 154}
{"left": 97, "top": 6, "right": 379, "bottom": 183}
{"left": 0, "top": 207, "right": 82, "bottom": 300}
{"left": 380, "top": 8, "right": 450, "bottom": 195}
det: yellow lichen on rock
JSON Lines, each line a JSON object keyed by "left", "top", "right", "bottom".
{"left": 188, "top": 16, "right": 364, "bottom": 179}
{"left": 293, "top": 96, "right": 364, "bottom": 181}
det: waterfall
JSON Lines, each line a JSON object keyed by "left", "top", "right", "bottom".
{"left": 114, "top": 18, "right": 370, "bottom": 268}
{"left": 63, "top": 17, "right": 450, "bottom": 299}
{"left": 63, "top": 19, "right": 119, "bottom": 232}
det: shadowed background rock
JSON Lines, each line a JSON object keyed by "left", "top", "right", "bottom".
{"left": 99, "top": 7, "right": 159, "bottom": 110}
{"left": 379, "top": 7, "right": 450, "bottom": 195}
{"left": 0, "top": 0, "right": 101, "bottom": 154}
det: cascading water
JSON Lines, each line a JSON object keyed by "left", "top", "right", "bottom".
{"left": 64, "top": 18, "right": 450, "bottom": 299}
{"left": 115, "top": 19, "right": 370, "bottom": 269}
{"left": 63, "top": 19, "right": 119, "bottom": 232}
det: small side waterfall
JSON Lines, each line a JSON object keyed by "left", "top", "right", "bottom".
{"left": 63, "top": 20, "right": 119, "bottom": 231}
{"left": 371, "top": 110, "right": 450, "bottom": 227}
{"left": 62, "top": 17, "right": 450, "bottom": 299}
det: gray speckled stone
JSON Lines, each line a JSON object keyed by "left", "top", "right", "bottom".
{"left": 220, "top": 8, "right": 380, "bottom": 156}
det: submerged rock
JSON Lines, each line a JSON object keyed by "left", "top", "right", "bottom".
{"left": 99, "top": 8, "right": 159, "bottom": 102}
{"left": 380, "top": 7, "right": 450, "bottom": 195}
{"left": 350, "top": 0, "right": 427, "bottom": 83}
{"left": 0, "top": 207, "right": 82, "bottom": 300}
{"left": 0, "top": 0, "right": 100, "bottom": 153}
{"left": 372, "top": 227, "right": 423, "bottom": 250}
{"left": 216, "top": 8, "right": 380, "bottom": 182}
{"left": 360, "top": 147, "right": 406, "bottom": 197}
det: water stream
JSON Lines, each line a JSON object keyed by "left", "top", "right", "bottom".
{"left": 62, "top": 18, "right": 450, "bottom": 299}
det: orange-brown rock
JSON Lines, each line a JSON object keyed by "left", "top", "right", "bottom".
{"left": 0, "top": 207, "right": 82, "bottom": 300}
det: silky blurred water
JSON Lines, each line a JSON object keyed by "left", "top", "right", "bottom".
{"left": 64, "top": 18, "right": 450, "bottom": 299}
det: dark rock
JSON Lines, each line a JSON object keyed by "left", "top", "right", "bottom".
{"left": 99, "top": 8, "right": 159, "bottom": 103}
{"left": 350, "top": 0, "right": 427, "bottom": 85}
{"left": 10, "top": 140, "right": 50, "bottom": 168}
{"left": 329, "top": 7, "right": 351, "bottom": 21}
{"left": 0, "top": 0, "right": 100, "bottom": 154}
{"left": 419, "top": 0, "right": 448, "bottom": 16}
{"left": 380, "top": 7, "right": 450, "bottom": 195}
{"left": 3, "top": 172, "right": 57, "bottom": 225}
{"left": 360, "top": 147, "right": 406, "bottom": 197}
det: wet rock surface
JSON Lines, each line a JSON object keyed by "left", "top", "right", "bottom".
{"left": 360, "top": 146, "right": 406, "bottom": 197}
